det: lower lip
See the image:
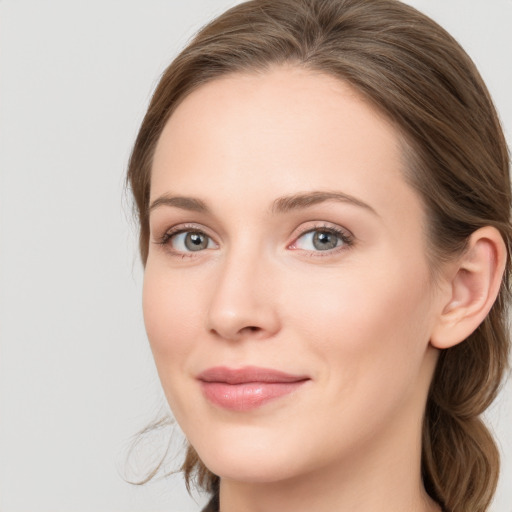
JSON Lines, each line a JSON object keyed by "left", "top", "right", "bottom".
{"left": 200, "top": 381, "right": 307, "bottom": 411}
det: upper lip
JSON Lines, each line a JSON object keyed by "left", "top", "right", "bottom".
{"left": 197, "top": 366, "right": 310, "bottom": 384}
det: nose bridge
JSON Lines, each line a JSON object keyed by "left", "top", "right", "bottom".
{"left": 206, "top": 238, "right": 279, "bottom": 341}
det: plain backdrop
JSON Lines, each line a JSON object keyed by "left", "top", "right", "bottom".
{"left": 0, "top": 1, "right": 511, "bottom": 511}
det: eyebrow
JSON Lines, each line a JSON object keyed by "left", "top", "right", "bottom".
{"left": 148, "top": 190, "right": 378, "bottom": 216}
{"left": 148, "top": 194, "right": 208, "bottom": 214}
{"left": 271, "top": 191, "right": 378, "bottom": 216}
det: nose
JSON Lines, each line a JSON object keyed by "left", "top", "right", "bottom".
{"left": 206, "top": 250, "right": 281, "bottom": 342}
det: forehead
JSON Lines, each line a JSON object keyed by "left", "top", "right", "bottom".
{"left": 150, "top": 66, "right": 423, "bottom": 232}
{"left": 154, "top": 67, "right": 402, "bottom": 171}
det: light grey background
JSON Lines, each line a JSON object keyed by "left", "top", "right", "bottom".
{"left": 0, "top": 1, "right": 510, "bottom": 511}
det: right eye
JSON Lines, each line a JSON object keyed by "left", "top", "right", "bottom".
{"left": 166, "top": 230, "right": 216, "bottom": 252}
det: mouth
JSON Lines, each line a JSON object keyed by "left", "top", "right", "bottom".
{"left": 197, "top": 366, "right": 310, "bottom": 411}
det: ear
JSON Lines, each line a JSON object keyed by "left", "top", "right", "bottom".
{"left": 430, "top": 226, "right": 507, "bottom": 349}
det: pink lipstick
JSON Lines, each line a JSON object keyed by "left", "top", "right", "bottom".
{"left": 197, "top": 366, "right": 309, "bottom": 411}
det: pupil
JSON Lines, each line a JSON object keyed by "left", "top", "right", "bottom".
{"left": 313, "top": 231, "right": 337, "bottom": 250}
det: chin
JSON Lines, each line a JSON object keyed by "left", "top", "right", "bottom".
{"left": 203, "top": 454, "right": 301, "bottom": 484}
{"left": 190, "top": 425, "right": 309, "bottom": 484}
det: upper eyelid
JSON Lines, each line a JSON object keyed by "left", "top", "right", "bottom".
{"left": 290, "top": 221, "right": 353, "bottom": 239}
{"left": 159, "top": 221, "right": 350, "bottom": 235}
{"left": 157, "top": 222, "right": 216, "bottom": 238}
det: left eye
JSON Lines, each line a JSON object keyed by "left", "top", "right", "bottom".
{"left": 292, "top": 229, "right": 347, "bottom": 251}
{"left": 170, "top": 231, "right": 215, "bottom": 252}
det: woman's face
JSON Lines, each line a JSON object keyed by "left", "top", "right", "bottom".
{"left": 144, "top": 67, "right": 443, "bottom": 483}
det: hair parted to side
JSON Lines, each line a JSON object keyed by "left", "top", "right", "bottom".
{"left": 127, "top": 1, "right": 511, "bottom": 510}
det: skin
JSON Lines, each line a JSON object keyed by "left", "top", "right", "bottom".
{"left": 144, "top": 66, "right": 460, "bottom": 512}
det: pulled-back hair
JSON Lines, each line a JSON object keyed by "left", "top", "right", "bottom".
{"left": 127, "top": 1, "right": 511, "bottom": 510}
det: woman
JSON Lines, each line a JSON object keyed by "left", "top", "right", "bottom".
{"left": 127, "top": 0, "right": 511, "bottom": 511}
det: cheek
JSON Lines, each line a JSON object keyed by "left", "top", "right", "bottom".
{"left": 141, "top": 262, "right": 212, "bottom": 424}
{"left": 279, "top": 257, "right": 434, "bottom": 382}
{"left": 276, "top": 262, "right": 435, "bottom": 456}
{"left": 142, "top": 264, "right": 201, "bottom": 366}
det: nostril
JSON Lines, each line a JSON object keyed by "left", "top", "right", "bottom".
{"left": 209, "top": 325, "right": 261, "bottom": 339}
{"left": 239, "top": 326, "right": 262, "bottom": 335}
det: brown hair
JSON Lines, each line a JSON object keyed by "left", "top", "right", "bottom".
{"left": 126, "top": 1, "right": 511, "bottom": 510}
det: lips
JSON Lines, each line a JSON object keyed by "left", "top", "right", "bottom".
{"left": 197, "top": 366, "right": 310, "bottom": 411}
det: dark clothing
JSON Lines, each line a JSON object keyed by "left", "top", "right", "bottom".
{"left": 201, "top": 495, "right": 219, "bottom": 512}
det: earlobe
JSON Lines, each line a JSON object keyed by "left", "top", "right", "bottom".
{"left": 430, "top": 226, "right": 507, "bottom": 350}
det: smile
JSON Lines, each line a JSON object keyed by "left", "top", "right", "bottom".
{"left": 197, "top": 366, "right": 310, "bottom": 411}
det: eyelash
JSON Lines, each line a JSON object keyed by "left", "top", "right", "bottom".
{"left": 155, "top": 223, "right": 214, "bottom": 256}
{"left": 289, "top": 224, "right": 354, "bottom": 257}
{"left": 154, "top": 223, "right": 354, "bottom": 257}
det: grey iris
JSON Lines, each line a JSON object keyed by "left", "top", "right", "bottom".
{"left": 313, "top": 231, "right": 338, "bottom": 250}
{"left": 185, "top": 232, "right": 208, "bottom": 251}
